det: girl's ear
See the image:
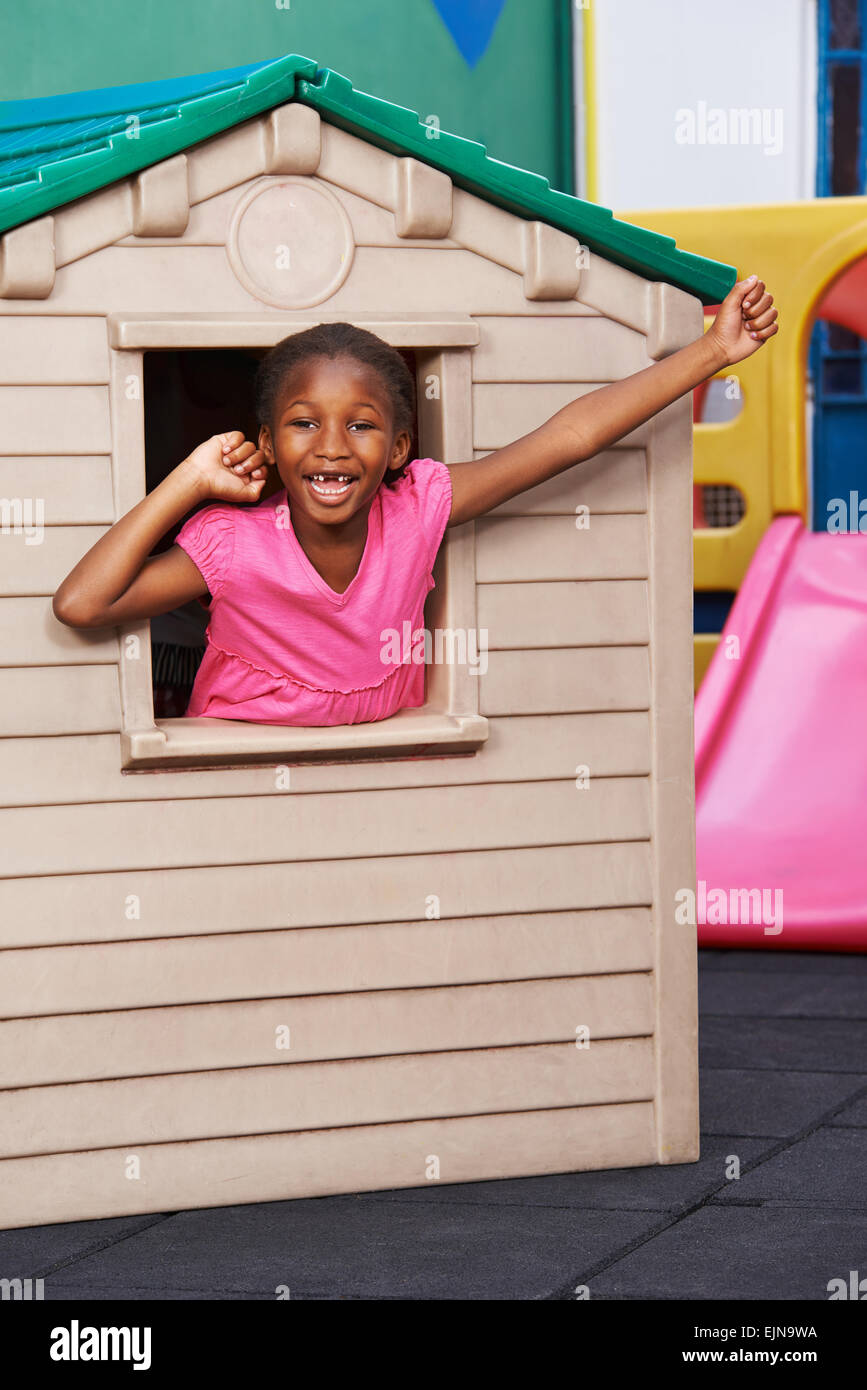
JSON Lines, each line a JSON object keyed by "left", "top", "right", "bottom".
{"left": 387, "top": 429, "right": 413, "bottom": 471}
{"left": 258, "top": 425, "right": 274, "bottom": 462}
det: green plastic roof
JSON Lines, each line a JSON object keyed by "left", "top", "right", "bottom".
{"left": 0, "top": 53, "right": 736, "bottom": 303}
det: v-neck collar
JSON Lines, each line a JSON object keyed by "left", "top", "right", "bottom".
{"left": 280, "top": 489, "right": 379, "bottom": 606}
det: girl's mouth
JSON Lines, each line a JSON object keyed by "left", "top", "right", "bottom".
{"left": 303, "top": 472, "right": 359, "bottom": 504}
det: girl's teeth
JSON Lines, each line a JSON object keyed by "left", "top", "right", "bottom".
{"left": 309, "top": 475, "right": 354, "bottom": 497}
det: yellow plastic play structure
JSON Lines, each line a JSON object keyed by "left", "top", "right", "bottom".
{"left": 620, "top": 197, "right": 867, "bottom": 686}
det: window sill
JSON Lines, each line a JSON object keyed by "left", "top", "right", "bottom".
{"left": 121, "top": 708, "right": 490, "bottom": 770}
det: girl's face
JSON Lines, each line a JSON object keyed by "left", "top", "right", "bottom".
{"left": 258, "top": 355, "right": 412, "bottom": 523}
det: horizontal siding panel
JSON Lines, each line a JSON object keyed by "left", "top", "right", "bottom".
{"left": 0, "top": 597, "right": 118, "bottom": 666}
{"left": 481, "top": 648, "right": 650, "bottom": 716}
{"left": 0, "top": 778, "right": 650, "bottom": 877}
{"left": 0, "top": 908, "right": 653, "bottom": 1015}
{"left": 0, "top": 457, "right": 114, "bottom": 524}
{"left": 0, "top": 847, "right": 653, "bottom": 951}
{"left": 0, "top": 1038, "right": 655, "bottom": 1158}
{"left": 0, "top": 318, "right": 110, "bottom": 383}
{"left": 0, "top": 525, "right": 107, "bottom": 595}
{"left": 0, "top": 713, "right": 652, "bottom": 806}
{"left": 0, "top": 841, "right": 653, "bottom": 948}
{"left": 13, "top": 247, "right": 287, "bottom": 315}
{"left": 0, "top": 666, "right": 119, "bottom": 736}
{"left": 0, "top": 1101, "right": 657, "bottom": 1230}
{"left": 482, "top": 448, "right": 648, "bottom": 515}
{"left": 476, "top": 515, "right": 648, "bottom": 581}
{"left": 474, "top": 382, "right": 650, "bottom": 451}
{"left": 0, "top": 387, "right": 110, "bottom": 455}
{"left": 6, "top": 246, "right": 600, "bottom": 318}
{"left": 471, "top": 315, "right": 650, "bottom": 381}
{"left": 0, "top": 974, "right": 653, "bottom": 1086}
{"left": 478, "top": 581, "right": 649, "bottom": 648}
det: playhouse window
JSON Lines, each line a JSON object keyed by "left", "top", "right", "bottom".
{"left": 142, "top": 346, "right": 422, "bottom": 720}
{"left": 108, "top": 314, "right": 487, "bottom": 770}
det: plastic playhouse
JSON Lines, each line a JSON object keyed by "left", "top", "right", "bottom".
{"left": 0, "top": 55, "right": 735, "bottom": 1229}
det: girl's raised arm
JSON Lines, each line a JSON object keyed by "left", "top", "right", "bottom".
{"left": 445, "top": 275, "right": 778, "bottom": 527}
{"left": 53, "top": 431, "right": 268, "bottom": 628}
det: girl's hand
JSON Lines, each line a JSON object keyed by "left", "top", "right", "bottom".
{"left": 707, "top": 275, "right": 779, "bottom": 367}
{"left": 182, "top": 431, "right": 271, "bottom": 503}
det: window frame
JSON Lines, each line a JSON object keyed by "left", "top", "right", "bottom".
{"left": 106, "top": 311, "right": 489, "bottom": 770}
{"left": 817, "top": 0, "right": 867, "bottom": 197}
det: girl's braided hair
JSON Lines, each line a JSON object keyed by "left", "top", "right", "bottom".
{"left": 253, "top": 323, "right": 416, "bottom": 487}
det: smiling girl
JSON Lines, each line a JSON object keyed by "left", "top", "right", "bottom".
{"left": 53, "top": 277, "right": 777, "bottom": 726}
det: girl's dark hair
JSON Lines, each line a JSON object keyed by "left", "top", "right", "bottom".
{"left": 253, "top": 322, "right": 416, "bottom": 487}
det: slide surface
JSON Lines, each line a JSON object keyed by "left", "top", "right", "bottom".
{"left": 694, "top": 515, "right": 867, "bottom": 950}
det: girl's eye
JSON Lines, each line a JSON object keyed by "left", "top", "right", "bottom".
{"left": 288, "top": 420, "right": 375, "bottom": 430}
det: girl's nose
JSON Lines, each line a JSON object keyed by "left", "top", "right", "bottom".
{"left": 317, "top": 423, "right": 352, "bottom": 457}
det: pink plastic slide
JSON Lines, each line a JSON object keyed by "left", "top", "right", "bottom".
{"left": 694, "top": 515, "right": 867, "bottom": 950}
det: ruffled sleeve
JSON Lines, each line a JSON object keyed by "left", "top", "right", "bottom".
{"left": 391, "top": 458, "right": 453, "bottom": 569}
{"left": 175, "top": 504, "right": 236, "bottom": 601}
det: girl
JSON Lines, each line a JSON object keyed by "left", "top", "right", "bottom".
{"left": 53, "top": 276, "right": 777, "bottom": 727}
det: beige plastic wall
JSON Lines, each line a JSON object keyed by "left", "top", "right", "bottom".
{"left": 0, "top": 106, "right": 700, "bottom": 1229}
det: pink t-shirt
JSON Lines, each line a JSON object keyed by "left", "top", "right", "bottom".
{"left": 174, "top": 458, "right": 453, "bottom": 726}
